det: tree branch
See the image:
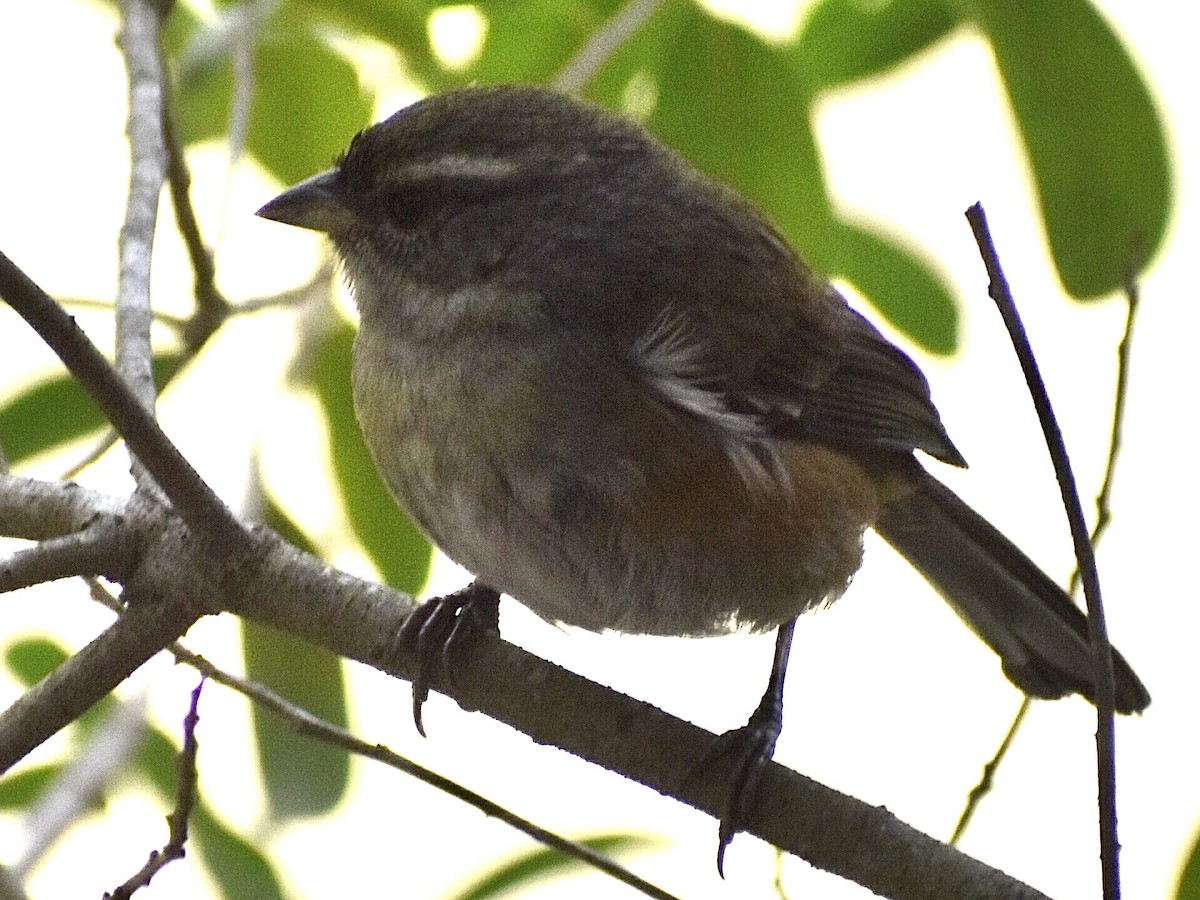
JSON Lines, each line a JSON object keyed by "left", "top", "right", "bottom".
{"left": 115, "top": 0, "right": 171, "bottom": 416}
{"left": 554, "top": 0, "right": 667, "bottom": 93}
{"left": 0, "top": 250, "right": 248, "bottom": 558}
{"left": 0, "top": 472, "right": 1050, "bottom": 899}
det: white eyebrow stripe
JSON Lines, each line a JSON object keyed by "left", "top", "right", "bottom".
{"left": 402, "top": 155, "right": 523, "bottom": 181}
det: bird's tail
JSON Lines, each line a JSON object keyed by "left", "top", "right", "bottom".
{"left": 873, "top": 466, "right": 1150, "bottom": 714}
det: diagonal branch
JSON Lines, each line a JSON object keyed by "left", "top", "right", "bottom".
{"left": 0, "top": 251, "right": 248, "bottom": 558}
{"left": 554, "top": 0, "right": 667, "bottom": 93}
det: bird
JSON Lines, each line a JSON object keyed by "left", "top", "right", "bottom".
{"left": 256, "top": 83, "right": 1149, "bottom": 868}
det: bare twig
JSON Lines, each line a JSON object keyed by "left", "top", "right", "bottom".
{"left": 953, "top": 256, "right": 1145, "bottom": 846}
{"left": 81, "top": 571, "right": 676, "bottom": 899}
{"left": 115, "top": 0, "right": 171, "bottom": 417}
{"left": 949, "top": 698, "right": 1030, "bottom": 845}
{"left": 0, "top": 475, "right": 124, "bottom": 541}
{"left": 1, "top": 474, "right": 1054, "bottom": 898}
{"left": 163, "top": 105, "right": 231, "bottom": 351}
{"left": 0, "top": 252, "right": 247, "bottom": 554}
{"left": 9, "top": 696, "right": 148, "bottom": 881}
{"left": 56, "top": 268, "right": 325, "bottom": 482}
{"left": 965, "top": 203, "right": 1121, "bottom": 899}
{"left": 0, "top": 522, "right": 130, "bottom": 594}
{"left": 183, "top": 646, "right": 677, "bottom": 898}
{"left": 1070, "top": 276, "right": 1141, "bottom": 592}
{"left": 554, "top": 0, "right": 667, "bottom": 93}
{"left": 106, "top": 679, "right": 204, "bottom": 899}
{"left": 58, "top": 296, "right": 189, "bottom": 329}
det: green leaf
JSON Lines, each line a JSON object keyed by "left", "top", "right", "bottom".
{"left": 242, "top": 617, "right": 350, "bottom": 819}
{"left": 134, "top": 726, "right": 182, "bottom": 800}
{"left": 969, "top": 0, "right": 1172, "bottom": 297}
{"left": 651, "top": 6, "right": 832, "bottom": 242}
{"left": 305, "top": 317, "right": 433, "bottom": 596}
{"left": 0, "top": 763, "right": 63, "bottom": 809}
{"left": 647, "top": 7, "right": 956, "bottom": 354}
{"left": 0, "top": 353, "right": 184, "bottom": 465}
{"left": 452, "top": 834, "right": 661, "bottom": 900}
{"left": 466, "top": 0, "right": 615, "bottom": 85}
{"left": 832, "top": 221, "right": 958, "bottom": 354}
{"left": 192, "top": 802, "right": 285, "bottom": 900}
{"left": 299, "top": 0, "right": 445, "bottom": 86}
{"left": 132, "top": 722, "right": 283, "bottom": 899}
{"left": 4, "top": 637, "right": 70, "bottom": 685}
{"left": 1178, "top": 822, "right": 1200, "bottom": 900}
{"left": 241, "top": 489, "right": 350, "bottom": 820}
{"left": 174, "top": 9, "right": 373, "bottom": 185}
{"left": 798, "top": 0, "right": 960, "bottom": 92}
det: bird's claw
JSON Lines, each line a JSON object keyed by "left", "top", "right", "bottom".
{"left": 692, "top": 697, "right": 784, "bottom": 876}
{"left": 397, "top": 581, "right": 500, "bottom": 736}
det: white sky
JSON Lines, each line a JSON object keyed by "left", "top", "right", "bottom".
{"left": 1, "top": 1, "right": 1197, "bottom": 899}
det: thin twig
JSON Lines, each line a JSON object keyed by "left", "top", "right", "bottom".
{"left": 949, "top": 698, "right": 1030, "bottom": 845}
{"left": 0, "top": 252, "right": 247, "bottom": 555}
{"left": 0, "top": 473, "right": 1054, "bottom": 898}
{"left": 81, "top": 582, "right": 678, "bottom": 900}
{"left": 1069, "top": 276, "right": 1141, "bottom": 592}
{"left": 9, "top": 695, "right": 148, "bottom": 882}
{"left": 554, "top": 0, "right": 667, "bottom": 93}
{"left": 965, "top": 202, "right": 1121, "bottom": 900}
{"left": 952, "top": 252, "right": 1145, "bottom": 845}
{"left": 56, "top": 269, "right": 325, "bottom": 482}
{"left": 162, "top": 103, "right": 231, "bottom": 351}
{"left": 105, "top": 679, "right": 204, "bottom": 899}
{"left": 59, "top": 296, "right": 189, "bottom": 329}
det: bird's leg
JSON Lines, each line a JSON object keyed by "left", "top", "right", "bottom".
{"left": 703, "top": 619, "right": 795, "bottom": 876}
{"left": 397, "top": 580, "right": 501, "bottom": 736}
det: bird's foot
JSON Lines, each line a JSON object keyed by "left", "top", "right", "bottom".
{"left": 694, "top": 693, "right": 784, "bottom": 876}
{"left": 397, "top": 581, "right": 500, "bottom": 736}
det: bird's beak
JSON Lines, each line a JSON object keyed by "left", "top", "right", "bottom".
{"left": 256, "top": 168, "right": 355, "bottom": 234}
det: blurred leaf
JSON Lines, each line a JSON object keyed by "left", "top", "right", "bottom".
{"left": 0, "top": 353, "right": 184, "bottom": 465}
{"left": 135, "top": 725, "right": 181, "bottom": 800}
{"left": 192, "top": 803, "right": 286, "bottom": 900}
{"left": 299, "top": 0, "right": 445, "bottom": 86}
{"left": 242, "top": 618, "right": 351, "bottom": 819}
{"left": 1178, "top": 823, "right": 1200, "bottom": 900}
{"left": 798, "top": 0, "right": 960, "bottom": 92}
{"left": 0, "top": 763, "right": 63, "bottom": 809}
{"left": 647, "top": 6, "right": 957, "bottom": 353}
{"left": 833, "top": 221, "right": 958, "bottom": 354}
{"left": 174, "top": 7, "right": 373, "bottom": 185}
{"left": 578, "top": 0, "right": 672, "bottom": 110}
{"left": 969, "top": 0, "right": 1172, "bottom": 297}
{"left": 4, "top": 637, "right": 70, "bottom": 685}
{"left": 651, "top": 6, "right": 832, "bottom": 241}
{"left": 305, "top": 317, "right": 433, "bottom": 595}
{"left": 466, "top": 0, "right": 615, "bottom": 85}
{"left": 452, "top": 833, "right": 661, "bottom": 900}
{"left": 242, "top": 489, "right": 350, "bottom": 820}
{"left": 257, "top": 476, "right": 323, "bottom": 558}
{"left": 136, "top": 712, "right": 285, "bottom": 897}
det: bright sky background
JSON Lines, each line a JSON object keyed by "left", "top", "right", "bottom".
{"left": 1, "top": 2, "right": 1197, "bottom": 899}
